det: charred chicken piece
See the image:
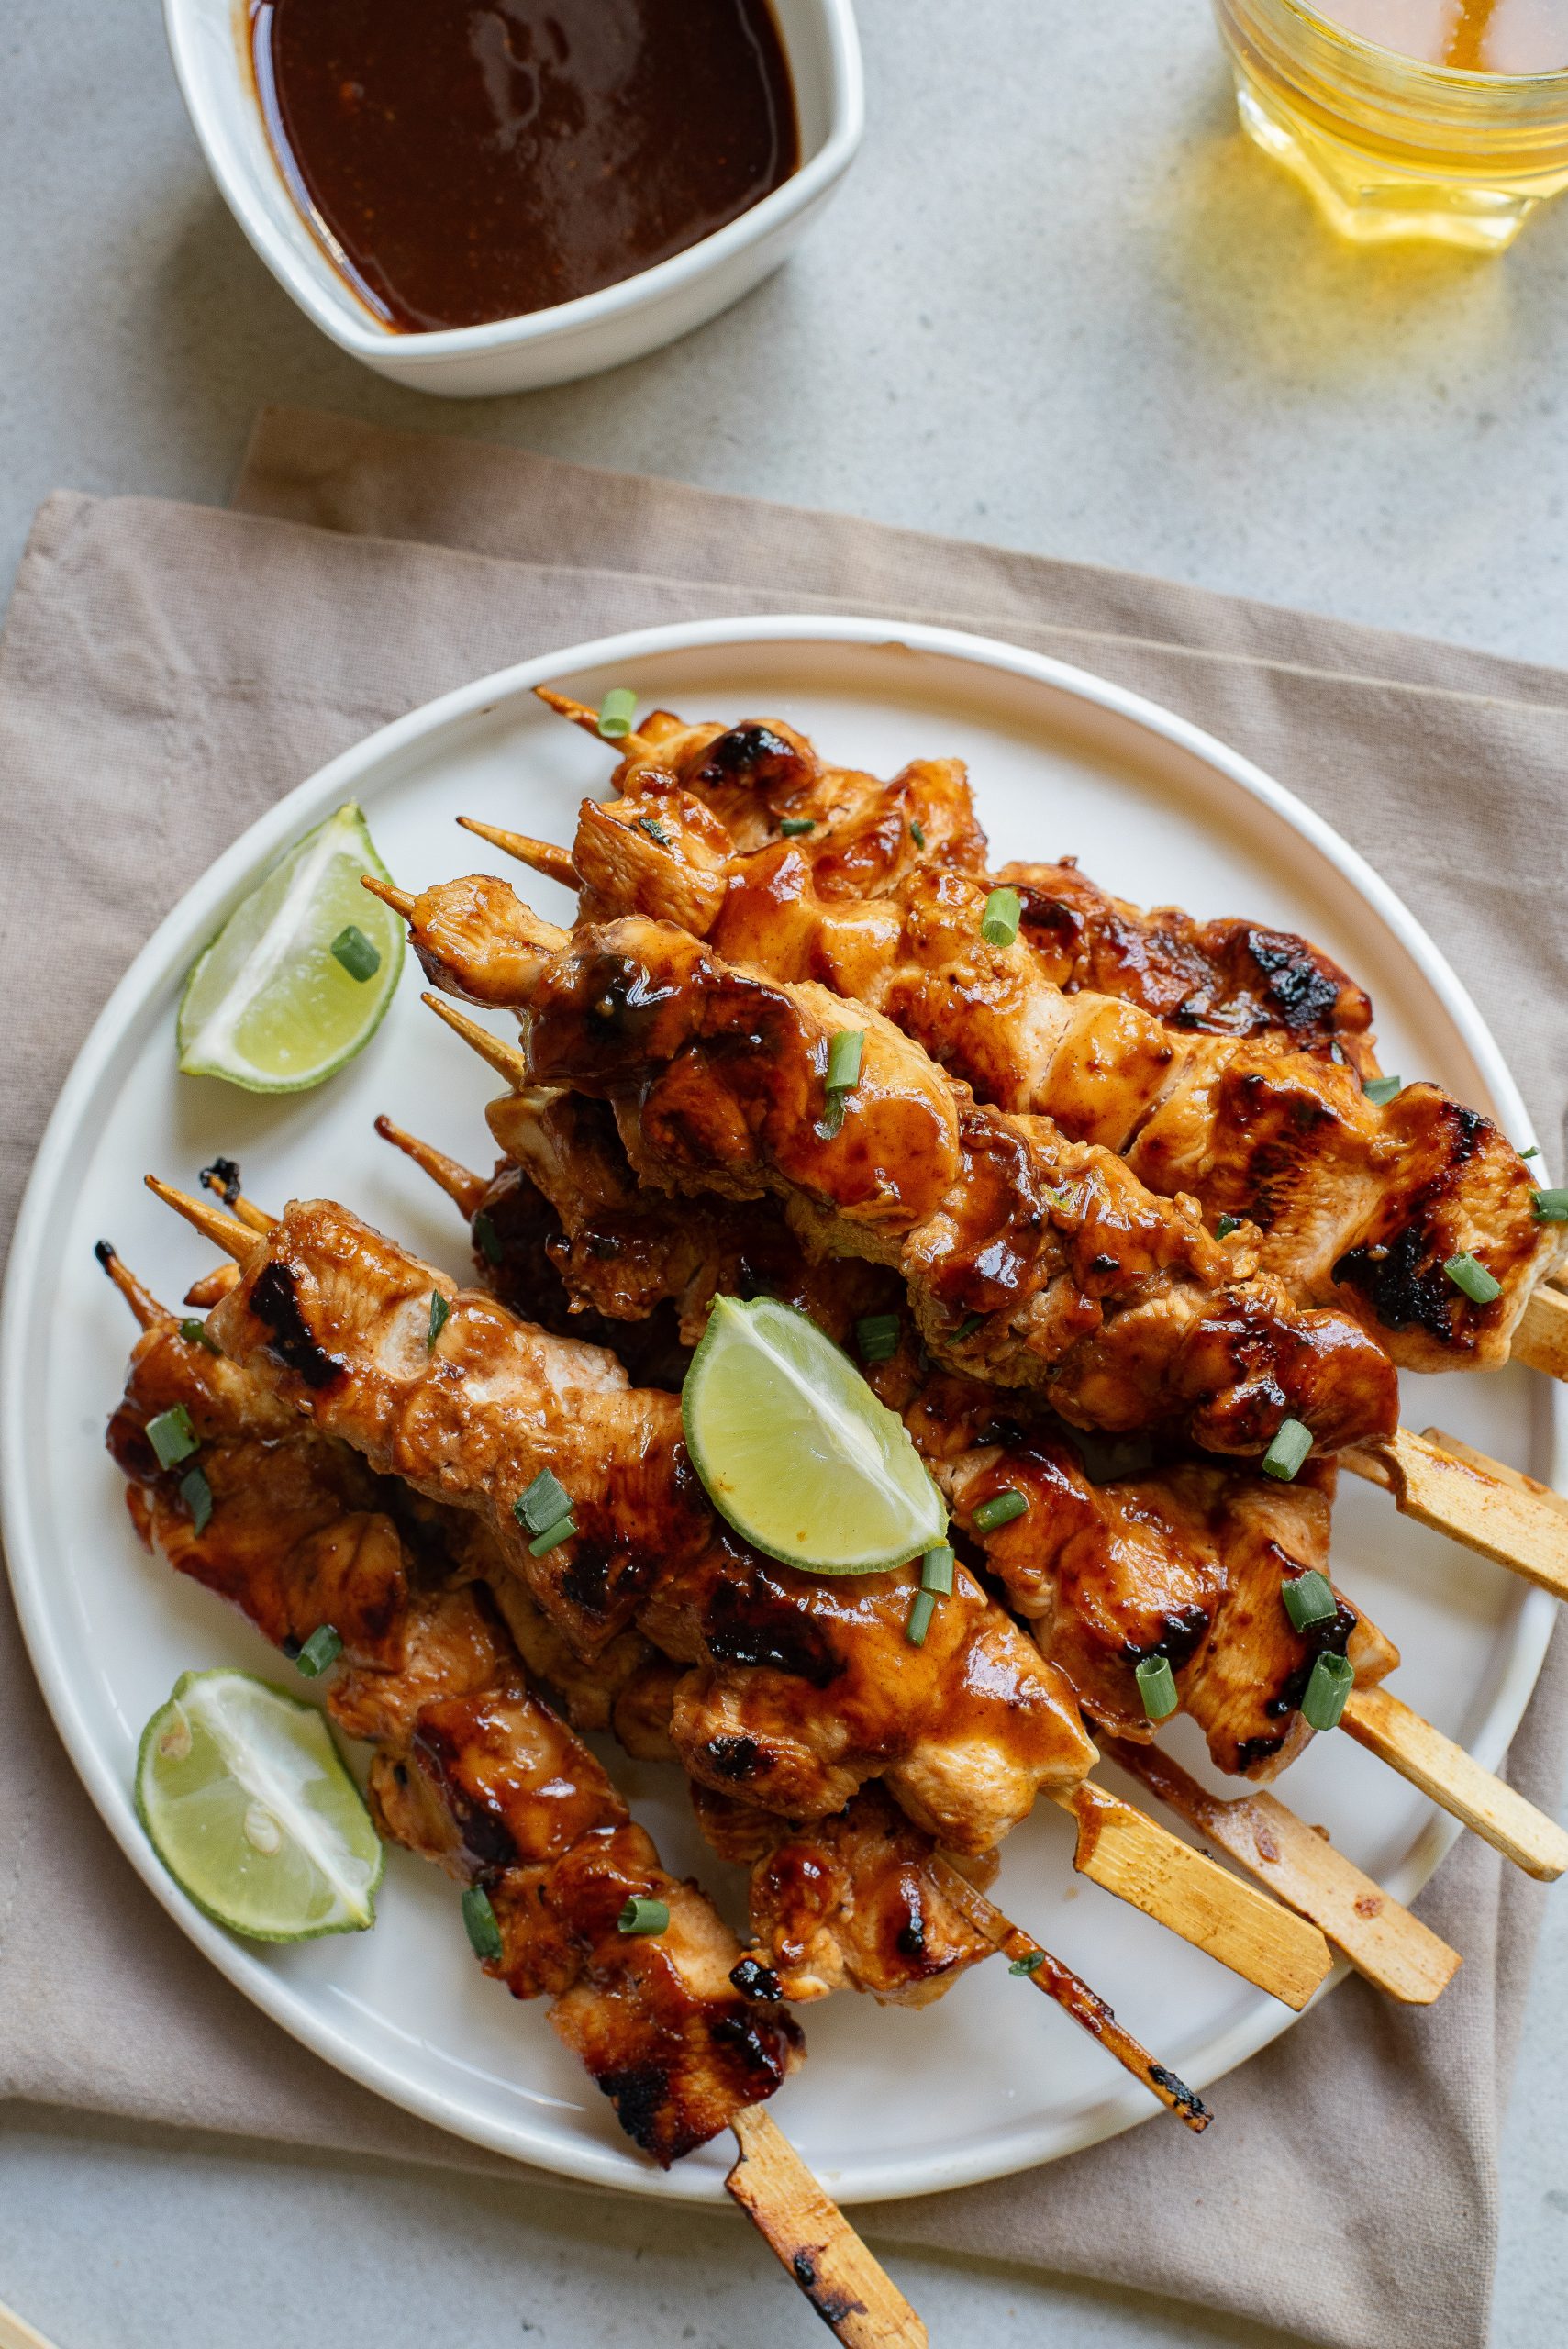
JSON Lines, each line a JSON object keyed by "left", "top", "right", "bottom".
{"left": 101, "top": 1259, "right": 800, "bottom": 2165}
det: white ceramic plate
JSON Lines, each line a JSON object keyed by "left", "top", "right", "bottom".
{"left": 3, "top": 618, "right": 1558, "bottom": 2206}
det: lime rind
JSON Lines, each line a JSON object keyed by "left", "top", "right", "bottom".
{"left": 682, "top": 1295, "right": 947, "bottom": 1575}
{"left": 135, "top": 1668, "right": 384, "bottom": 1943}
{"left": 176, "top": 802, "right": 404, "bottom": 1094}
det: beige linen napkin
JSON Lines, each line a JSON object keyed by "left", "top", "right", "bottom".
{"left": 5, "top": 406, "right": 1567, "bottom": 2349}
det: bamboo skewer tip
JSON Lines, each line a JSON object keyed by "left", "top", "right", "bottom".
{"left": 456, "top": 815, "right": 580, "bottom": 887}
{"left": 361, "top": 873, "right": 417, "bottom": 921}
{"left": 143, "top": 1175, "right": 255, "bottom": 1261}
{"left": 420, "top": 992, "right": 530, "bottom": 1090}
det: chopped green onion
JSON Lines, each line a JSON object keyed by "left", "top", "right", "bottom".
{"left": 329, "top": 924, "right": 381, "bottom": 984}
{"left": 428, "top": 1291, "right": 450, "bottom": 1351}
{"left": 973, "top": 1488, "right": 1028, "bottom": 1534}
{"left": 295, "top": 1624, "right": 343, "bottom": 1678}
{"left": 462, "top": 1884, "right": 504, "bottom": 1961}
{"left": 1531, "top": 1189, "right": 1568, "bottom": 1224}
{"left": 1300, "top": 1651, "right": 1354, "bottom": 1732}
{"left": 818, "top": 1090, "right": 848, "bottom": 1140}
{"left": 1445, "top": 1252, "right": 1501, "bottom": 1306}
{"left": 1363, "top": 1074, "right": 1402, "bottom": 1107}
{"left": 1521, "top": 1146, "right": 1540, "bottom": 1160}
{"left": 1009, "top": 1949, "right": 1047, "bottom": 1976}
{"left": 855, "top": 1313, "right": 902, "bottom": 1364}
{"left": 528, "top": 1514, "right": 576, "bottom": 1557}
{"left": 635, "top": 815, "right": 672, "bottom": 849}
{"left": 1262, "top": 1418, "right": 1312, "bottom": 1482}
{"left": 1215, "top": 1213, "right": 1242, "bottom": 1240}
{"left": 1135, "top": 1653, "right": 1179, "bottom": 1721}
{"left": 779, "top": 817, "right": 816, "bottom": 837}
{"left": 906, "top": 1587, "right": 939, "bottom": 1646}
{"left": 147, "top": 1404, "right": 199, "bottom": 1471}
{"left": 180, "top": 1464, "right": 213, "bottom": 1536}
{"left": 618, "top": 1896, "right": 670, "bottom": 1935}
{"left": 597, "top": 687, "right": 638, "bottom": 740}
{"left": 908, "top": 818, "right": 927, "bottom": 850}
{"left": 920, "top": 1543, "right": 955, "bottom": 1595}
{"left": 179, "top": 1318, "right": 221, "bottom": 1353}
{"left": 1282, "top": 1569, "right": 1337, "bottom": 1631}
{"left": 472, "top": 1209, "right": 503, "bottom": 1264}
{"left": 953, "top": 1312, "right": 984, "bottom": 1341}
{"left": 516, "top": 1468, "right": 573, "bottom": 1534}
{"left": 980, "top": 886, "right": 1021, "bottom": 949}
{"left": 826, "top": 1030, "right": 864, "bottom": 1092}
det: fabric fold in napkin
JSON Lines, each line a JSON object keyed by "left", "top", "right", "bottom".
{"left": 4, "top": 403, "right": 1567, "bottom": 2349}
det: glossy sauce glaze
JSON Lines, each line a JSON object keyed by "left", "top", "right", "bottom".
{"left": 250, "top": 0, "right": 798, "bottom": 332}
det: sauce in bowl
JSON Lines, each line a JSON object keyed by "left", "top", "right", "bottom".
{"left": 250, "top": 0, "right": 799, "bottom": 333}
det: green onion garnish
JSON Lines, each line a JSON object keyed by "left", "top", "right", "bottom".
{"left": 179, "top": 1317, "right": 221, "bottom": 1353}
{"left": 428, "top": 1291, "right": 450, "bottom": 1351}
{"left": 818, "top": 1091, "right": 847, "bottom": 1139}
{"left": 973, "top": 1489, "right": 1028, "bottom": 1534}
{"left": 909, "top": 818, "right": 927, "bottom": 851}
{"left": 147, "top": 1404, "right": 199, "bottom": 1470}
{"left": 980, "top": 886, "right": 1021, "bottom": 949}
{"left": 1135, "top": 1654, "right": 1179, "bottom": 1721}
{"left": 826, "top": 1030, "right": 864, "bottom": 1092}
{"left": 1446, "top": 1252, "right": 1501, "bottom": 1305}
{"left": 462, "top": 1884, "right": 504, "bottom": 1961}
{"left": 779, "top": 817, "right": 816, "bottom": 837}
{"left": 635, "top": 815, "right": 672, "bottom": 848}
{"left": 1532, "top": 1189, "right": 1568, "bottom": 1224}
{"left": 1009, "top": 1949, "right": 1047, "bottom": 1976}
{"left": 1521, "top": 1146, "right": 1540, "bottom": 1160}
{"left": 1262, "top": 1418, "right": 1312, "bottom": 1482}
{"left": 920, "top": 1543, "right": 955, "bottom": 1595}
{"left": 855, "top": 1313, "right": 901, "bottom": 1364}
{"left": 1363, "top": 1074, "right": 1402, "bottom": 1107}
{"left": 618, "top": 1896, "right": 670, "bottom": 1935}
{"left": 1282, "top": 1569, "right": 1337, "bottom": 1631}
{"left": 906, "top": 1587, "right": 938, "bottom": 1646}
{"left": 1215, "top": 1213, "right": 1242, "bottom": 1240}
{"left": 180, "top": 1464, "right": 213, "bottom": 1536}
{"left": 597, "top": 687, "right": 638, "bottom": 740}
{"left": 330, "top": 924, "right": 381, "bottom": 984}
{"left": 1300, "top": 1651, "right": 1354, "bottom": 1732}
{"left": 295, "top": 1624, "right": 343, "bottom": 1678}
{"left": 517, "top": 1468, "right": 573, "bottom": 1534}
{"left": 953, "top": 1312, "right": 984, "bottom": 1341}
{"left": 529, "top": 1515, "right": 576, "bottom": 1557}
{"left": 472, "top": 1209, "right": 503, "bottom": 1264}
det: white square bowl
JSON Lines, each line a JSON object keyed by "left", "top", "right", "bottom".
{"left": 164, "top": 0, "right": 863, "bottom": 397}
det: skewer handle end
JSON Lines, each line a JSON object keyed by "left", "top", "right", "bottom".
{"left": 727, "top": 2109, "right": 927, "bottom": 2348}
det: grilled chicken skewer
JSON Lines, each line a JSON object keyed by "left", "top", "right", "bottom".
{"left": 147, "top": 1174, "right": 1332, "bottom": 2009}
{"left": 461, "top": 801, "right": 1568, "bottom": 1608}
{"left": 373, "top": 1112, "right": 1462, "bottom": 2002}
{"left": 375, "top": 1091, "right": 1557, "bottom": 1892}
{"left": 98, "top": 1245, "right": 934, "bottom": 2344}
{"left": 375, "top": 876, "right": 1400, "bottom": 1464}
{"left": 527, "top": 692, "right": 1562, "bottom": 1377}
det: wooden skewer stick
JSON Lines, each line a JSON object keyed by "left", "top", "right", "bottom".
{"left": 1340, "top": 1685, "right": 1568, "bottom": 1881}
{"left": 94, "top": 1239, "right": 164, "bottom": 1330}
{"left": 534, "top": 684, "right": 658, "bottom": 763}
{"left": 360, "top": 873, "right": 418, "bottom": 923}
{"left": 143, "top": 1174, "right": 254, "bottom": 1260}
{"left": 197, "top": 1163, "right": 277, "bottom": 1233}
{"left": 1049, "top": 1783, "right": 1333, "bottom": 2009}
{"left": 1100, "top": 1735, "right": 1461, "bottom": 2003}
{"left": 0, "top": 2297, "right": 61, "bottom": 2349}
{"left": 1512, "top": 1281, "right": 1568, "bottom": 1382}
{"left": 421, "top": 991, "right": 532, "bottom": 1090}
{"left": 929, "top": 1860, "right": 1212, "bottom": 2130}
{"left": 727, "top": 2110, "right": 927, "bottom": 2348}
{"left": 458, "top": 814, "right": 581, "bottom": 889}
{"left": 374, "top": 1113, "right": 492, "bottom": 1220}
{"left": 1343, "top": 1427, "right": 1568, "bottom": 1604}
{"left": 1425, "top": 1426, "right": 1568, "bottom": 1521}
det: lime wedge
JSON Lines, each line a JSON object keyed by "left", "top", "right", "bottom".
{"left": 177, "top": 803, "right": 404, "bottom": 1091}
{"left": 682, "top": 1295, "right": 946, "bottom": 1574}
{"left": 135, "top": 1670, "right": 384, "bottom": 1941}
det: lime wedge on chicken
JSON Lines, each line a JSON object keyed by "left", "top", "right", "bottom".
{"left": 177, "top": 802, "right": 403, "bottom": 1091}
{"left": 136, "top": 1670, "right": 384, "bottom": 1941}
{"left": 682, "top": 1295, "right": 946, "bottom": 1573}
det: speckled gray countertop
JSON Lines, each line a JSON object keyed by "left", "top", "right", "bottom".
{"left": 2, "top": 1, "right": 1565, "bottom": 2342}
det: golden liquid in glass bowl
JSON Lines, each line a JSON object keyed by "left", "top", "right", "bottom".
{"left": 1213, "top": 0, "right": 1568, "bottom": 247}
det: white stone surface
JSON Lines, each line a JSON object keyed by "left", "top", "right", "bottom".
{"left": 3, "top": 0, "right": 1567, "bottom": 2342}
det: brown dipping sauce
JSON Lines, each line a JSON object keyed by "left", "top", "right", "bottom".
{"left": 250, "top": 0, "right": 799, "bottom": 334}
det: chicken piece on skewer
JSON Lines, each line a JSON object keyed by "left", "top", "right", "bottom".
{"left": 150, "top": 1186, "right": 1099, "bottom": 1854}
{"left": 379, "top": 876, "right": 1398, "bottom": 1461}
{"left": 516, "top": 758, "right": 1555, "bottom": 1373}
{"left": 383, "top": 1090, "right": 1398, "bottom": 1782}
{"left": 98, "top": 1243, "right": 802, "bottom": 2167}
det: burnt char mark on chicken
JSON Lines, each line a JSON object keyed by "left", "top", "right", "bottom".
{"left": 250, "top": 1259, "right": 345, "bottom": 1390}
{"left": 1331, "top": 1103, "right": 1489, "bottom": 1345}
{"left": 477, "top": 1161, "right": 692, "bottom": 1389}
{"left": 690, "top": 723, "right": 814, "bottom": 800}
{"left": 703, "top": 1572, "right": 848, "bottom": 1690}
